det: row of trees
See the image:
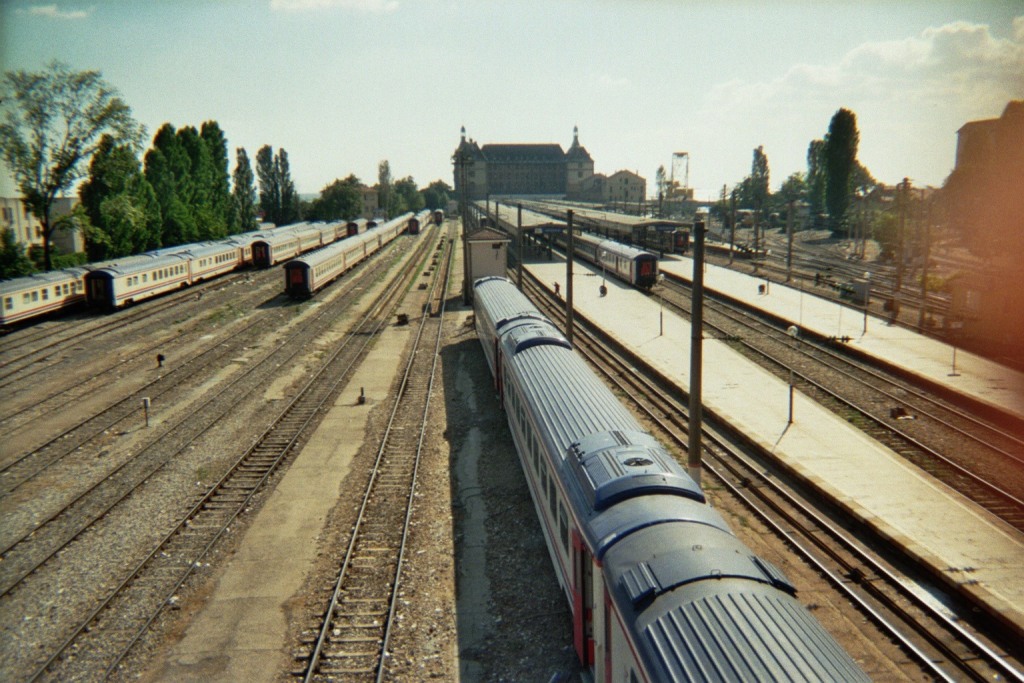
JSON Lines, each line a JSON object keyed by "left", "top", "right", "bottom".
{"left": 0, "top": 62, "right": 452, "bottom": 278}
{"left": 715, "top": 108, "right": 876, "bottom": 237}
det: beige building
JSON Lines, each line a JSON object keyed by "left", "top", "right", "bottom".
{"left": 603, "top": 170, "right": 646, "bottom": 205}
{"left": 1, "top": 196, "right": 84, "bottom": 255}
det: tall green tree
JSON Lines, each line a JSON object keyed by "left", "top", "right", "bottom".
{"left": 806, "top": 139, "right": 827, "bottom": 217}
{"left": 145, "top": 123, "right": 198, "bottom": 246}
{"left": 276, "top": 148, "right": 300, "bottom": 224}
{"left": 201, "top": 121, "right": 233, "bottom": 233}
{"left": 177, "top": 125, "right": 221, "bottom": 240}
{"left": 79, "top": 134, "right": 160, "bottom": 259}
{"left": 823, "top": 108, "right": 860, "bottom": 234}
{"left": 232, "top": 147, "right": 258, "bottom": 231}
{"left": 750, "top": 146, "right": 770, "bottom": 214}
{"left": 255, "top": 144, "right": 279, "bottom": 224}
{"left": 0, "top": 61, "right": 144, "bottom": 270}
{"left": 377, "top": 160, "right": 393, "bottom": 217}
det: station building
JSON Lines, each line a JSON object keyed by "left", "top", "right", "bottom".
{"left": 453, "top": 127, "right": 645, "bottom": 204}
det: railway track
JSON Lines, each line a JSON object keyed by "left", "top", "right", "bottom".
{"left": 0, "top": 269, "right": 259, "bottom": 388}
{"left": 5, "top": 231, "right": 437, "bottom": 682}
{"left": 657, "top": 272, "right": 1024, "bottom": 531}
{"left": 522, "top": 272, "right": 1024, "bottom": 682}
{"left": 295, "top": 225, "right": 452, "bottom": 682}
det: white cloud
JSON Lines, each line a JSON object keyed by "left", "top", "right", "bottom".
{"left": 694, "top": 18, "right": 1024, "bottom": 187}
{"left": 270, "top": 0, "right": 399, "bottom": 12}
{"left": 20, "top": 4, "right": 91, "bottom": 20}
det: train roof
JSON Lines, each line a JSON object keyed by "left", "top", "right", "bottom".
{"left": 473, "top": 276, "right": 550, "bottom": 328}
{"left": 177, "top": 241, "right": 239, "bottom": 257}
{"left": 0, "top": 268, "right": 88, "bottom": 294}
{"left": 253, "top": 230, "right": 300, "bottom": 245}
{"left": 575, "top": 232, "right": 658, "bottom": 260}
{"left": 503, "top": 341, "right": 696, "bottom": 503}
{"left": 601, "top": 520, "right": 868, "bottom": 681}
{"left": 86, "top": 252, "right": 189, "bottom": 276}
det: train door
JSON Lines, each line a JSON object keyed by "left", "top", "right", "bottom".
{"left": 87, "top": 274, "right": 111, "bottom": 309}
{"left": 572, "top": 530, "right": 595, "bottom": 671}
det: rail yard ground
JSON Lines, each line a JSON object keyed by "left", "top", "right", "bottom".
{"left": 2, "top": 223, "right": 919, "bottom": 681}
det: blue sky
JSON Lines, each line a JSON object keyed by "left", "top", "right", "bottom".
{"left": 2, "top": 0, "right": 1022, "bottom": 200}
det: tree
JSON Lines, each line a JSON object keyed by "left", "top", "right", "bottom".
{"left": 276, "top": 148, "right": 300, "bottom": 224}
{"left": 806, "top": 139, "right": 827, "bottom": 218}
{"left": 0, "top": 227, "right": 35, "bottom": 278}
{"left": 145, "top": 123, "right": 197, "bottom": 246}
{"left": 377, "top": 160, "right": 393, "bottom": 217}
{"left": 422, "top": 179, "right": 451, "bottom": 211}
{"left": 79, "top": 134, "right": 160, "bottom": 259}
{"left": 255, "top": 145, "right": 279, "bottom": 224}
{"left": 255, "top": 145, "right": 300, "bottom": 225}
{"left": 200, "top": 121, "right": 233, "bottom": 233}
{"left": 750, "top": 146, "right": 770, "bottom": 213}
{"left": 655, "top": 165, "right": 668, "bottom": 214}
{"left": 232, "top": 147, "right": 258, "bottom": 231}
{"left": 393, "top": 176, "right": 424, "bottom": 215}
{"left": 776, "top": 172, "right": 807, "bottom": 208}
{"left": 309, "top": 175, "right": 363, "bottom": 221}
{"left": 823, "top": 108, "right": 860, "bottom": 234}
{"left": 0, "top": 61, "right": 144, "bottom": 270}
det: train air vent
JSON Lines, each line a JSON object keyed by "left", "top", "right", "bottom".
{"left": 622, "top": 457, "right": 654, "bottom": 467}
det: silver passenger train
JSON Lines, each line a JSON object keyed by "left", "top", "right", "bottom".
{"left": 556, "top": 230, "right": 660, "bottom": 289}
{"left": 473, "top": 276, "right": 867, "bottom": 682}
{"left": 2, "top": 220, "right": 353, "bottom": 324}
{"left": 283, "top": 212, "right": 414, "bottom": 298}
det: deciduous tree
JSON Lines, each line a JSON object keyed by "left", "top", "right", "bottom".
{"left": 0, "top": 61, "right": 144, "bottom": 269}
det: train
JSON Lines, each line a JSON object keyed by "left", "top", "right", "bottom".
{"left": 407, "top": 209, "right": 431, "bottom": 236}
{"left": 1, "top": 219, "right": 361, "bottom": 325}
{"left": 521, "top": 200, "right": 690, "bottom": 255}
{"left": 555, "top": 230, "right": 660, "bottom": 289}
{"left": 1, "top": 267, "right": 90, "bottom": 326}
{"left": 283, "top": 212, "right": 413, "bottom": 298}
{"left": 472, "top": 275, "right": 868, "bottom": 683}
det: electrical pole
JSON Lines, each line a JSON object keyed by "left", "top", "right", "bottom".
{"left": 565, "top": 210, "right": 574, "bottom": 345}
{"left": 517, "top": 203, "right": 523, "bottom": 290}
{"left": 786, "top": 200, "right": 794, "bottom": 282}
{"left": 688, "top": 219, "right": 706, "bottom": 487}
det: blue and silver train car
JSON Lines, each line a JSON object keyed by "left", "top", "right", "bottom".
{"left": 473, "top": 276, "right": 867, "bottom": 683}
{"left": 556, "top": 232, "right": 660, "bottom": 289}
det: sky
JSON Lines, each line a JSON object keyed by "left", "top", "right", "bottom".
{"left": 1, "top": 0, "right": 1022, "bottom": 201}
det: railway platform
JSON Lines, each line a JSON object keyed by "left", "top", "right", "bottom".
{"left": 527, "top": 258, "right": 1024, "bottom": 643}
{"left": 657, "top": 255, "right": 1024, "bottom": 425}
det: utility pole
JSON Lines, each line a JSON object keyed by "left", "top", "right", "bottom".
{"left": 919, "top": 196, "right": 931, "bottom": 330}
{"left": 729, "top": 190, "right": 737, "bottom": 265}
{"left": 517, "top": 204, "right": 523, "bottom": 290}
{"left": 565, "top": 210, "right": 574, "bottom": 345}
{"left": 688, "top": 219, "right": 706, "bottom": 487}
{"left": 453, "top": 148, "right": 474, "bottom": 304}
{"left": 786, "top": 200, "right": 794, "bottom": 282}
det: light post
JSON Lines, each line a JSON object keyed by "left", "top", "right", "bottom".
{"left": 787, "top": 325, "right": 799, "bottom": 424}
{"left": 862, "top": 271, "right": 871, "bottom": 335}
{"left": 657, "top": 273, "right": 665, "bottom": 336}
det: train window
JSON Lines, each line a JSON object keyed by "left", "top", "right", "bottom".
{"left": 32, "top": 291, "right": 38, "bottom": 302}
{"left": 62, "top": 284, "right": 69, "bottom": 295}
{"left": 23, "top": 293, "right": 30, "bottom": 304}
{"left": 4, "top": 297, "right": 12, "bottom": 310}
{"left": 42, "top": 289, "right": 48, "bottom": 300}
{"left": 143, "top": 274, "right": 148, "bottom": 283}
{"left": 548, "top": 475, "right": 557, "bottom": 518}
